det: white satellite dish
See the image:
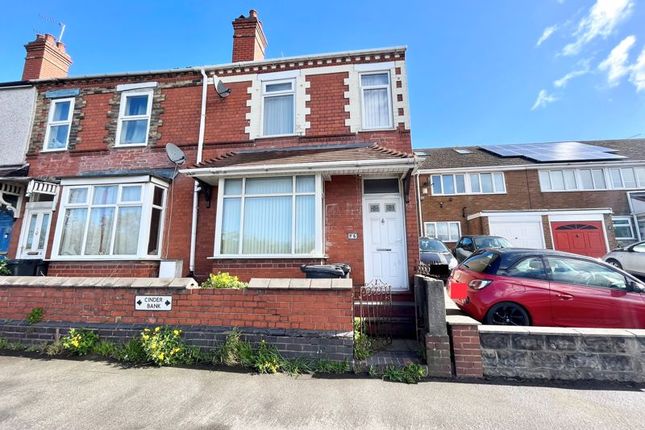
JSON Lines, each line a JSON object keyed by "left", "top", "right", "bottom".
{"left": 165, "top": 143, "right": 186, "bottom": 165}
{"left": 213, "top": 77, "right": 231, "bottom": 98}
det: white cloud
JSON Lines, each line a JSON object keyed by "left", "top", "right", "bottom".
{"left": 554, "top": 61, "right": 591, "bottom": 88}
{"left": 531, "top": 89, "right": 558, "bottom": 110}
{"left": 629, "top": 47, "right": 645, "bottom": 91}
{"left": 537, "top": 25, "right": 558, "bottom": 47}
{"left": 562, "top": 0, "right": 634, "bottom": 56}
{"left": 598, "top": 35, "right": 636, "bottom": 86}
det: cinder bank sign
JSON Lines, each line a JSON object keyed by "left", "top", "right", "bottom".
{"left": 135, "top": 296, "right": 172, "bottom": 311}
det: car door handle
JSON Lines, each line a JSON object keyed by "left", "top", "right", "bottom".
{"left": 556, "top": 293, "right": 573, "bottom": 300}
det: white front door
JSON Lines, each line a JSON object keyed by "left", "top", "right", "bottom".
{"left": 363, "top": 195, "right": 408, "bottom": 290}
{"left": 18, "top": 206, "right": 52, "bottom": 259}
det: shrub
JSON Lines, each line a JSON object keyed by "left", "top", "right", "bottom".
{"left": 140, "top": 326, "right": 189, "bottom": 366}
{"left": 61, "top": 328, "right": 99, "bottom": 356}
{"left": 26, "top": 307, "right": 44, "bottom": 325}
{"left": 45, "top": 340, "right": 65, "bottom": 356}
{"left": 252, "top": 340, "right": 283, "bottom": 374}
{"left": 216, "top": 329, "right": 254, "bottom": 367}
{"left": 0, "top": 260, "right": 10, "bottom": 276}
{"left": 200, "top": 272, "right": 247, "bottom": 289}
{"left": 381, "top": 364, "right": 427, "bottom": 384}
{"left": 93, "top": 341, "right": 120, "bottom": 359}
{"left": 353, "top": 318, "right": 372, "bottom": 360}
{"left": 118, "top": 338, "right": 147, "bottom": 364}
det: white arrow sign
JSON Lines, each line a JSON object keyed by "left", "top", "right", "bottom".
{"left": 135, "top": 296, "right": 172, "bottom": 311}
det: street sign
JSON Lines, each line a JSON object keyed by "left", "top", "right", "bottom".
{"left": 135, "top": 296, "right": 172, "bottom": 311}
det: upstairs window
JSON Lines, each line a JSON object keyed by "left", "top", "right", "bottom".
{"left": 430, "top": 172, "right": 506, "bottom": 195}
{"left": 262, "top": 80, "right": 295, "bottom": 136}
{"left": 116, "top": 90, "right": 153, "bottom": 146}
{"left": 539, "top": 167, "right": 645, "bottom": 192}
{"left": 43, "top": 98, "right": 74, "bottom": 151}
{"left": 360, "top": 72, "right": 393, "bottom": 130}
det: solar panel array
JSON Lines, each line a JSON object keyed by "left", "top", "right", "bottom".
{"left": 481, "top": 141, "right": 626, "bottom": 162}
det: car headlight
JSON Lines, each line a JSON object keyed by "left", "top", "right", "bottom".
{"left": 448, "top": 258, "right": 458, "bottom": 270}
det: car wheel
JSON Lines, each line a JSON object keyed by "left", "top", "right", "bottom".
{"left": 606, "top": 259, "right": 622, "bottom": 269}
{"left": 485, "top": 302, "right": 530, "bottom": 326}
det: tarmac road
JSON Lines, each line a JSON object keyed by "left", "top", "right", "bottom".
{"left": 0, "top": 355, "right": 644, "bottom": 430}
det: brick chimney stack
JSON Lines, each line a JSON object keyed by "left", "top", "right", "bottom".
{"left": 22, "top": 34, "right": 72, "bottom": 80}
{"left": 232, "top": 10, "right": 268, "bottom": 63}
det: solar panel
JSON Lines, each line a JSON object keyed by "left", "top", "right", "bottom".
{"left": 480, "top": 142, "right": 625, "bottom": 163}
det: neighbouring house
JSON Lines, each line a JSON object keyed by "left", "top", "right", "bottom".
{"left": 415, "top": 139, "right": 645, "bottom": 258}
{"left": 3, "top": 11, "right": 419, "bottom": 292}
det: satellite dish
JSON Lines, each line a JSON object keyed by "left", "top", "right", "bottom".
{"left": 165, "top": 143, "right": 186, "bottom": 165}
{"left": 213, "top": 77, "right": 232, "bottom": 98}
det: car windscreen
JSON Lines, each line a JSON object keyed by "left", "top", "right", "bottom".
{"left": 474, "top": 237, "right": 512, "bottom": 249}
{"left": 462, "top": 251, "right": 499, "bottom": 273}
{"left": 419, "top": 238, "right": 449, "bottom": 252}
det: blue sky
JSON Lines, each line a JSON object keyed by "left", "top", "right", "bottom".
{"left": 1, "top": 0, "right": 644, "bottom": 148}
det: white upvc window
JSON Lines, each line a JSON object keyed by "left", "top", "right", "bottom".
{"left": 51, "top": 178, "right": 167, "bottom": 260}
{"left": 539, "top": 166, "right": 645, "bottom": 192}
{"left": 430, "top": 172, "right": 506, "bottom": 196}
{"left": 424, "top": 221, "right": 461, "bottom": 242}
{"left": 214, "top": 175, "right": 323, "bottom": 257}
{"left": 612, "top": 216, "right": 636, "bottom": 240}
{"left": 43, "top": 97, "right": 75, "bottom": 151}
{"left": 360, "top": 72, "right": 393, "bottom": 130}
{"left": 261, "top": 79, "right": 296, "bottom": 137}
{"left": 115, "top": 89, "right": 153, "bottom": 146}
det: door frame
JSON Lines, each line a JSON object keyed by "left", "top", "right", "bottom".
{"left": 17, "top": 201, "right": 54, "bottom": 260}
{"left": 361, "top": 177, "right": 409, "bottom": 291}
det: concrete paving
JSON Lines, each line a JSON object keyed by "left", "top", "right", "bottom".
{"left": 0, "top": 355, "right": 644, "bottom": 430}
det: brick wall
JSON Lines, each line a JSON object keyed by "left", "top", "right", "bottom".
{"left": 306, "top": 73, "right": 350, "bottom": 136}
{"left": 447, "top": 317, "right": 484, "bottom": 378}
{"left": 47, "top": 261, "right": 160, "bottom": 277}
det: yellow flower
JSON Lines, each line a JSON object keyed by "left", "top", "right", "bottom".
{"left": 155, "top": 327, "right": 161, "bottom": 333}
{"left": 144, "top": 328, "right": 150, "bottom": 333}
{"left": 158, "top": 352, "right": 165, "bottom": 360}
{"left": 173, "top": 329, "right": 180, "bottom": 336}
{"left": 142, "top": 334, "right": 149, "bottom": 341}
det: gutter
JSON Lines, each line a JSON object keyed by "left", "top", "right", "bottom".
{"left": 188, "top": 68, "right": 209, "bottom": 276}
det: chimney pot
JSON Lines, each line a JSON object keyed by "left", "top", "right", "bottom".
{"left": 231, "top": 10, "right": 268, "bottom": 63}
{"left": 22, "top": 33, "right": 72, "bottom": 80}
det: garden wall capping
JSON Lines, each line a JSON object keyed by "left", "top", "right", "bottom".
{"left": 0, "top": 276, "right": 197, "bottom": 289}
{"left": 248, "top": 278, "right": 352, "bottom": 290}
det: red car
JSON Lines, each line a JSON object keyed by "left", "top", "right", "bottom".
{"left": 448, "top": 248, "right": 645, "bottom": 328}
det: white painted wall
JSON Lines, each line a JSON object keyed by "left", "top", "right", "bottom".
{"left": 0, "top": 86, "right": 36, "bottom": 167}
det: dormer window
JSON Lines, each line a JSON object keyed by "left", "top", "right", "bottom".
{"left": 43, "top": 97, "right": 75, "bottom": 151}
{"left": 115, "top": 90, "right": 153, "bottom": 146}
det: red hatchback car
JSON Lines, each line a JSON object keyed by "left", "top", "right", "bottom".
{"left": 448, "top": 248, "right": 645, "bottom": 328}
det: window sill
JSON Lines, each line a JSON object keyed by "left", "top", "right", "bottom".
{"left": 359, "top": 126, "right": 396, "bottom": 132}
{"left": 47, "top": 256, "right": 162, "bottom": 262}
{"left": 41, "top": 148, "right": 68, "bottom": 153}
{"left": 430, "top": 192, "right": 507, "bottom": 197}
{"left": 208, "top": 254, "right": 327, "bottom": 260}
{"left": 256, "top": 133, "right": 300, "bottom": 139}
{"left": 113, "top": 143, "right": 149, "bottom": 148}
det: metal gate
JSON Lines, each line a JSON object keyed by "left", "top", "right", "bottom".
{"left": 355, "top": 279, "right": 393, "bottom": 349}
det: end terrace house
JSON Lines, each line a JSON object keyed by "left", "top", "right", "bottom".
{"left": 5, "top": 10, "right": 419, "bottom": 290}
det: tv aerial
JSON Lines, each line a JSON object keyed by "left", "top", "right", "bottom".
{"left": 213, "top": 77, "right": 231, "bottom": 98}
{"left": 165, "top": 143, "right": 186, "bottom": 166}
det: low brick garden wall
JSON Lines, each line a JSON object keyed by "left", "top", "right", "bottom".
{"left": 480, "top": 326, "right": 645, "bottom": 383}
{"left": 0, "top": 276, "right": 354, "bottom": 361}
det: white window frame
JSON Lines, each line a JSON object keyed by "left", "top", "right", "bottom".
{"left": 50, "top": 176, "right": 168, "bottom": 260}
{"left": 430, "top": 172, "right": 506, "bottom": 196}
{"left": 42, "top": 97, "right": 75, "bottom": 152}
{"left": 260, "top": 78, "right": 297, "bottom": 137}
{"left": 359, "top": 71, "right": 394, "bottom": 130}
{"left": 114, "top": 89, "right": 153, "bottom": 147}
{"left": 213, "top": 174, "right": 324, "bottom": 258}
{"left": 424, "top": 221, "right": 461, "bottom": 242}
{"left": 612, "top": 216, "right": 636, "bottom": 240}
{"left": 539, "top": 166, "right": 645, "bottom": 192}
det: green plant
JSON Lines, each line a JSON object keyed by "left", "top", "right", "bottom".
{"left": 140, "top": 326, "right": 190, "bottom": 366}
{"left": 61, "top": 328, "right": 99, "bottom": 356}
{"left": 281, "top": 357, "right": 315, "bottom": 376}
{"left": 313, "top": 359, "right": 350, "bottom": 374}
{"left": 353, "top": 318, "right": 373, "bottom": 360}
{"left": 216, "top": 329, "right": 254, "bottom": 367}
{"left": 117, "top": 338, "right": 147, "bottom": 364}
{"left": 0, "top": 260, "right": 10, "bottom": 276}
{"left": 26, "top": 307, "right": 44, "bottom": 325}
{"left": 45, "top": 340, "right": 65, "bottom": 356}
{"left": 252, "top": 340, "right": 283, "bottom": 374}
{"left": 200, "top": 272, "right": 248, "bottom": 289}
{"left": 382, "top": 364, "right": 427, "bottom": 384}
{"left": 93, "top": 341, "right": 120, "bottom": 359}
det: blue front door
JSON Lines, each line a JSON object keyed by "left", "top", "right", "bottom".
{"left": 0, "top": 209, "right": 14, "bottom": 259}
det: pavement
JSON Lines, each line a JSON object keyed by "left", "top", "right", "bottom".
{"left": 1, "top": 355, "right": 644, "bottom": 430}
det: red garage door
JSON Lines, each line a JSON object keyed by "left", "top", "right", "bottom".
{"left": 551, "top": 221, "right": 607, "bottom": 258}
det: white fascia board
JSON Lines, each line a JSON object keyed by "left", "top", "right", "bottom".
{"left": 60, "top": 175, "right": 153, "bottom": 186}
{"left": 467, "top": 208, "right": 613, "bottom": 221}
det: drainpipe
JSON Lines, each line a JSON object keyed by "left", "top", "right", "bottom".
{"left": 414, "top": 170, "right": 424, "bottom": 236}
{"left": 188, "top": 68, "right": 209, "bottom": 276}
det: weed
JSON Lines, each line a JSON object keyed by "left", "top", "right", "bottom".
{"left": 216, "top": 329, "right": 254, "bottom": 367}
{"left": 382, "top": 364, "right": 427, "bottom": 384}
{"left": 45, "top": 340, "right": 65, "bottom": 356}
{"left": 93, "top": 341, "right": 120, "bottom": 359}
{"left": 313, "top": 359, "right": 350, "bottom": 374}
{"left": 281, "top": 357, "right": 314, "bottom": 376}
{"left": 253, "top": 340, "right": 283, "bottom": 374}
{"left": 61, "top": 328, "right": 99, "bottom": 356}
{"left": 200, "top": 272, "right": 248, "bottom": 289}
{"left": 26, "top": 307, "right": 44, "bottom": 325}
{"left": 353, "top": 318, "right": 373, "bottom": 360}
{"left": 0, "top": 260, "right": 10, "bottom": 276}
{"left": 118, "top": 338, "right": 147, "bottom": 364}
{"left": 140, "top": 326, "right": 190, "bottom": 366}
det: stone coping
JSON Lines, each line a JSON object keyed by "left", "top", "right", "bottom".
{"left": 0, "top": 276, "right": 197, "bottom": 289}
{"left": 248, "top": 278, "right": 352, "bottom": 290}
{"left": 479, "top": 325, "right": 645, "bottom": 337}
{"left": 446, "top": 314, "right": 481, "bottom": 326}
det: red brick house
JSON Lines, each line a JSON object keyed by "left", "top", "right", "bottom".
{"left": 415, "top": 139, "right": 645, "bottom": 258}
{"left": 6, "top": 10, "right": 419, "bottom": 291}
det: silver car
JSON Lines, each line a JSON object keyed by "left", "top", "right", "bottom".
{"left": 603, "top": 241, "right": 645, "bottom": 277}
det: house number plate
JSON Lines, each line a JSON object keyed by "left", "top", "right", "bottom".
{"left": 347, "top": 233, "right": 358, "bottom": 240}
{"left": 135, "top": 296, "right": 172, "bottom": 311}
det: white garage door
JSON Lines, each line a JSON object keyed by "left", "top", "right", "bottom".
{"left": 488, "top": 216, "right": 545, "bottom": 249}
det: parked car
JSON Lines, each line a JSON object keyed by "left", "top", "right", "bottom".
{"left": 447, "top": 248, "right": 645, "bottom": 328}
{"left": 603, "top": 241, "right": 645, "bottom": 278}
{"left": 453, "top": 235, "right": 512, "bottom": 263}
{"left": 419, "top": 237, "right": 457, "bottom": 277}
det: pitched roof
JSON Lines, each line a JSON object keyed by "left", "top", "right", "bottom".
{"left": 195, "top": 143, "right": 412, "bottom": 169}
{"left": 416, "top": 139, "right": 645, "bottom": 170}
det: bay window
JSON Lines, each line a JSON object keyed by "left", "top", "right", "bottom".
{"left": 262, "top": 80, "right": 295, "bottom": 136}
{"left": 43, "top": 98, "right": 74, "bottom": 151}
{"left": 52, "top": 178, "right": 167, "bottom": 259}
{"left": 360, "top": 72, "right": 393, "bottom": 130}
{"left": 215, "top": 175, "right": 322, "bottom": 257}
{"left": 115, "top": 90, "right": 153, "bottom": 146}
